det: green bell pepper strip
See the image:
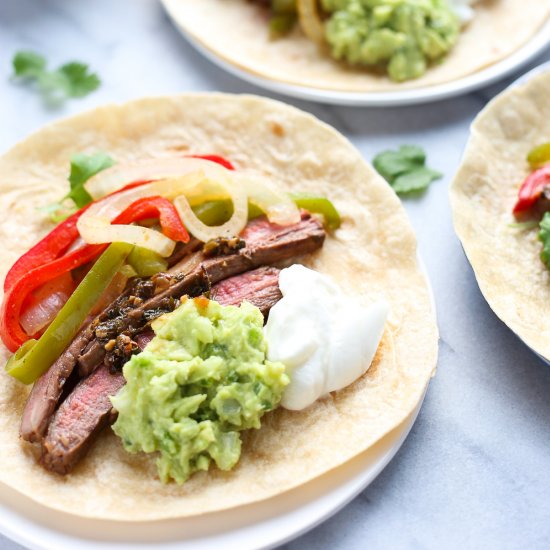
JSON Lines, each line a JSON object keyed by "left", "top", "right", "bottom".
{"left": 528, "top": 143, "right": 550, "bottom": 169}
{"left": 6, "top": 242, "right": 133, "bottom": 384}
{"left": 192, "top": 200, "right": 234, "bottom": 226}
{"left": 269, "top": 14, "right": 296, "bottom": 38}
{"left": 127, "top": 246, "right": 168, "bottom": 277}
{"left": 192, "top": 195, "right": 340, "bottom": 230}
{"left": 288, "top": 193, "right": 341, "bottom": 230}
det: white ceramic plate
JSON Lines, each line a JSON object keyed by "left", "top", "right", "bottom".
{"left": 164, "top": 7, "right": 550, "bottom": 107}
{"left": 0, "top": 395, "right": 425, "bottom": 550}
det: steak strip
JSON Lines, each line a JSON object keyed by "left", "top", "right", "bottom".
{"left": 210, "top": 266, "right": 281, "bottom": 316}
{"left": 41, "top": 365, "right": 126, "bottom": 475}
{"left": 41, "top": 266, "right": 284, "bottom": 474}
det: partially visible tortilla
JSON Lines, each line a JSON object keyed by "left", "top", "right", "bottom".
{"left": 450, "top": 70, "right": 550, "bottom": 361}
{"left": 162, "top": 0, "right": 550, "bottom": 93}
{"left": 0, "top": 94, "right": 437, "bottom": 520}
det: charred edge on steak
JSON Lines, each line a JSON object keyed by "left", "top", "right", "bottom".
{"left": 40, "top": 266, "right": 284, "bottom": 475}
{"left": 21, "top": 212, "right": 324, "bottom": 446}
{"left": 203, "top": 236, "right": 245, "bottom": 258}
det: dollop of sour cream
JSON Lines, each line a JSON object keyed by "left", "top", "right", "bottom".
{"left": 264, "top": 265, "right": 389, "bottom": 411}
{"left": 449, "top": 0, "right": 479, "bottom": 24}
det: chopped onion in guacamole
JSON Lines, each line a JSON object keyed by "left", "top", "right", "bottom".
{"left": 111, "top": 298, "right": 288, "bottom": 484}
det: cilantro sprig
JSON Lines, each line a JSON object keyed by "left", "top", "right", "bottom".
{"left": 43, "top": 153, "right": 114, "bottom": 222}
{"left": 539, "top": 212, "right": 550, "bottom": 269}
{"left": 12, "top": 50, "right": 100, "bottom": 104}
{"left": 373, "top": 145, "right": 442, "bottom": 195}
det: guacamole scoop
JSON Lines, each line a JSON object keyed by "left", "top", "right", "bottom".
{"left": 111, "top": 297, "right": 288, "bottom": 484}
{"left": 322, "top": 0, "right": 460, "bottom": 82}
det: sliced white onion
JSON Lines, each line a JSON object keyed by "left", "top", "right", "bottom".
{"left": 78, "top": 173, "right": 204, "bottom": 256}
{"left": 78, "top": 171, "right": 247, "bottom": 254}
{"left": 20, "top": 274, "right": 74, "bottom": 336}
{"left": 85, "top": 157, "right": 233, "bottom": 200}
{"left": 174, "top": 188, "right": 248, "bottom": 244}
{"left": 297, "top": 0, "right": 326, "bottom": 45}
{"left": 81, "top": 157, "right": 299, "bottom": 250}
{"left": 240, "top": 175, "right": 300, "bottom": 226}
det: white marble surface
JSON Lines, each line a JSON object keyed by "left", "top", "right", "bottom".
{"left": 1, "top": 1, "right": 550, "bottom": 548}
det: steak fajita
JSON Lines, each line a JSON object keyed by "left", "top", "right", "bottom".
{"left": 0, "top": 94, "right": 437, "bottom": 520}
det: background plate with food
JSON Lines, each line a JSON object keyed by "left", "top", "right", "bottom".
{"left": 161, "top": 0, "right": 550, "bottom": 106}
{"left": 0, "top": 94, "right": 437, "bottom": 524}
{"left": 450, "top": 67, "right": 550, "bottom": 364}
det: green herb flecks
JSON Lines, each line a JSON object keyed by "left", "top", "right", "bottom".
{"left": 11, "top": 50, "right": 100, "bottom": 104}
{"left": 373, "top": 145, "right": 442, "bottom": 196}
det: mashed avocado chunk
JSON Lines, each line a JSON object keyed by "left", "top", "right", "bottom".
{"left": 111, "top": 297, "right": 288, "bottom": 484}
{"left": 322, "top": 0, "right": 460, "bottom": 81}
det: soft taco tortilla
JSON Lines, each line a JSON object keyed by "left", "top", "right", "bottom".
{"left": 0, "top": 94, "right": 437, "bottom": 520}
{"left": 450, "top": 70, "right": 550, "bottom": 361}
{"left": 162, "top": 0, "right": 550, "bottom": 93}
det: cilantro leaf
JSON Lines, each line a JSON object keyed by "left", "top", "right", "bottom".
{"left": 12, "top": 50, "right": 47, "bottom": 78}
{"left": 11, "top": 50, "right": 100, "bottom": 103}
{"left": 372, "top": 145, "right": 442, "bottom": 196}
{"left": 397, "top": 145, "right": 426, "bottom": 164}
{"left": 43, "top": 153, "right": 115, "bottom": 222}
{"left": 67, "top": 152, "right": 114, "bottom": 208}
{"left": 57, "top": 62, "right": 101, "bottom": 97}
{"left": 392, "top": 168, "right": 442, "bottom": 194}
{"left": 539, "top": 212, "right": 550, "bottom": 269}
{"left": 373, "top": 150, "right": 421, "bottom": 182}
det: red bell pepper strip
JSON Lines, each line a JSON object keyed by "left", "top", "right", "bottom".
{"left": 3, "top": 180, "right": 152, "bottom": 294}
{"left": 3, "top": 207, "right": 89, "bottom": 293}
{"left": 187, "top": 154, "right": 235, "bottom": 171}
{"left": 1, "top": 242, "right": 107, "bottom": 351}
{"left": 112, "top": 196, "right": 189, "bottom": 243}
{"left": 513, "top": 165, "right": 550, "bottom": 217}
{"left": 1, "top": 190, "right": 189, "bottom": 351}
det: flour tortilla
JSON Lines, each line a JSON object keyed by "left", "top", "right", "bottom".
{"left": 161, "top": 0, "right": 550, "bottom": 93}
{"left": 450, "top": 70, "right": 550, "bottom": 361}
{"left": 0, "top": 94, "right": 437, "bottom": 520}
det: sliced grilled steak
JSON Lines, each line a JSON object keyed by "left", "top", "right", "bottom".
{"left": 20, "top": 240, "right": 203, "bottom": 443}
{"left": 211, "top": 266, "right": 281, "bottom": 316}
{"left": 22, "top": 212, "right": 324, "bottom": 446}
{"left": 77, "top": 212, "right": 324, "bottom": 376}
{"left": 19, "top": 327, "right": 93, "bottom": 443}
{"left": 121, "top": 266, "right": 282, "bottom": 352}
{"left": 134, "top": 330, "right": 155, "bottom": 350}
{"left": 41, "top": 365, "right": 125, "bottom": 475}
{"left": 41, "top": 265, "right": 285, "bottom": 475}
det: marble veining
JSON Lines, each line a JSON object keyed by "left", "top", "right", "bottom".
{"left": 1, "top": 1, "right": 550, "bottom": 549}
